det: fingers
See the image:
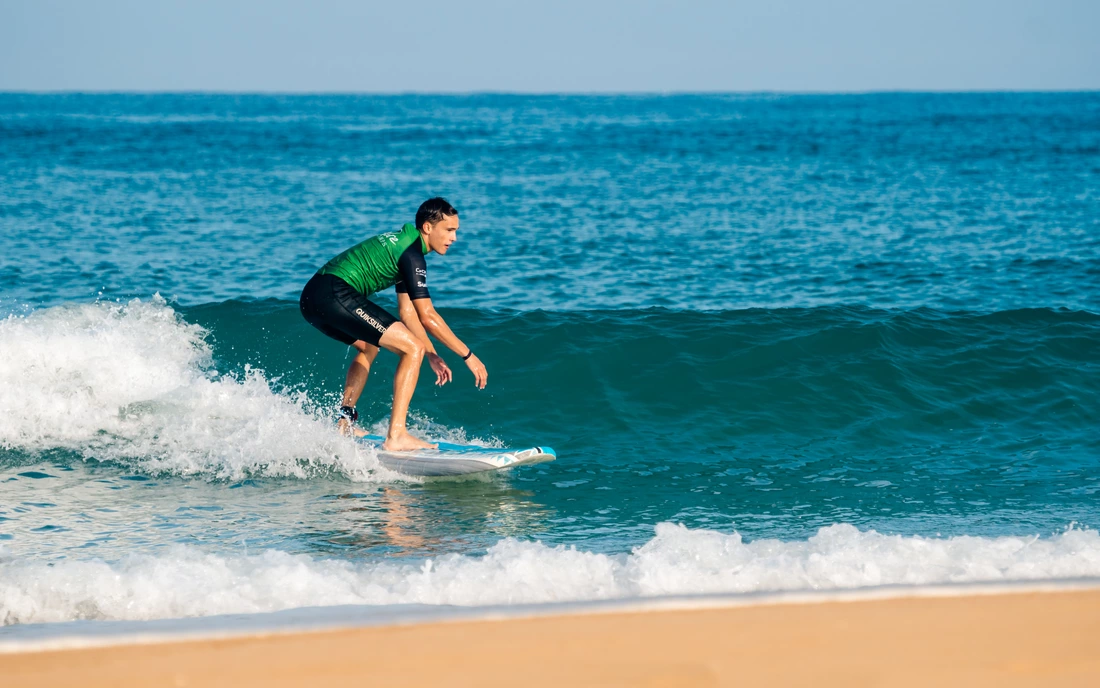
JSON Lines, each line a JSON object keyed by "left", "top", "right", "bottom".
{"left": 463, "top": 356, "right": 487, "bottom": 389}
{"left": 427, "top": 353, "right": 452, "bottom": 387}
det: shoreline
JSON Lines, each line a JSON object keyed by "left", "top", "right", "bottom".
{"left": 4, "top": 576, "right": 1095, "bottom": 651}
{"left": 4, "top": 578, "right": 1099, "bottom": 654}
{"left": 4, "top": 583, "right": 1100, "bottom": 686}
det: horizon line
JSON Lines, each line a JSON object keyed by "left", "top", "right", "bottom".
{"left": 2, "top": 88, "right": 1098, "bottom": 97}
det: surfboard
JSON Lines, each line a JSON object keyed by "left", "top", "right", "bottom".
{"left": 359, "top": 435, "right": 556, "bottom": 477}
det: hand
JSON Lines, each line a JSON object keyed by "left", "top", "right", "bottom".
{"left": 465, "top": 353, "right": 488, "bottom": 389}
{"left": 427, "top": 353, "right": 452, "bottom": 386}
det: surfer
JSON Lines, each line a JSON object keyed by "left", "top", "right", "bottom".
{"left": 298, "top": 198, "right": 488, "bottom": 451}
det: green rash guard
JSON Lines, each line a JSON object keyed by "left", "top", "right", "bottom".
{"left": 318, "top": 223, "right": 429, "bottom": 297}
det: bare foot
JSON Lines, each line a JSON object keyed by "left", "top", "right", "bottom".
{"left": 383, "top": 431, "right": 438, "bottom": 452}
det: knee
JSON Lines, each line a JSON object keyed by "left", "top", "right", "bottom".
{"left": 405, "top": 337, "right": 426, "bottom": 360}
{"left": 391, "top": 330, "right": 424, "bottom": 359}
{"left": 381, "top": 324, "right": 425, "bottom": 359}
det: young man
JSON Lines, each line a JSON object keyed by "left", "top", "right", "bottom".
{"left": 299, "top": 198, "right": 488, "bottom": 451}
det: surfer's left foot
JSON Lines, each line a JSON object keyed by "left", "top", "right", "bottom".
{"left": 383, "top": 431, "right": 437, "bottom": 452}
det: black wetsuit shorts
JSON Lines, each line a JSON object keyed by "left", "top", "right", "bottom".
{"left": 299, "top": 273, "right": 398, "bottom": 348}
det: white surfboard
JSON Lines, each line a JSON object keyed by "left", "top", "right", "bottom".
{"left": 359, "top": 435, "right": 556, "bottom": 477}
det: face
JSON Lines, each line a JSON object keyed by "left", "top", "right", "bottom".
{"left": 422, "top": 214, "right": 459, "bottom": 255}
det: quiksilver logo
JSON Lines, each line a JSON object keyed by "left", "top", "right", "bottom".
{"left": 354, "top": 308, "right": 386, "bottom": 332}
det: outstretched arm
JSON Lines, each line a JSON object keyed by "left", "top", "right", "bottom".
{"left": 411, "top": 297, "right": 488, "bottom": 389}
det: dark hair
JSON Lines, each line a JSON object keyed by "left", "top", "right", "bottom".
{"left": 415, "top": 197, "right": 458, "bottom": 230}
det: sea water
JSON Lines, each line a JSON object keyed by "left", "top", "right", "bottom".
{"left": 1, "top": 93, "right": 1098, "bottom": 627}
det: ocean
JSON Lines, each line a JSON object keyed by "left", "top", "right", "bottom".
{"left": 1, "top": 93, "right": 1098, "bottom": 627}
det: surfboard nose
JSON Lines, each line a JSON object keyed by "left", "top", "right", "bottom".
{"left": 537, "top": 446, "right": 557, "bottom": 458}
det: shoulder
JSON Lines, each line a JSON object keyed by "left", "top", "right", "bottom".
{"left": 381, "top": 223, "right": 417, "bottom": 253}
{"left": 399, "top": 222, "right": 420, "bottom": 245}
{"left": 398, "top": 239, "right": 427, "bottom": 265}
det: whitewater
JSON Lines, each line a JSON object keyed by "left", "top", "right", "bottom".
{"left": 4, "top": 523, "right": 1100, "bottom": 626}
{"left": 0, "top": 297, "right": 388, "bottom": 481}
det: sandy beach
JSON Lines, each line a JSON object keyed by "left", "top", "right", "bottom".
{"left": 4, "top": 587, "right": 1099, "bottom": 687}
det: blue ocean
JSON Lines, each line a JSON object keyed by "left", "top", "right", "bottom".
{"left": 1, "top": 93, "right": 1098, "bottom": 625}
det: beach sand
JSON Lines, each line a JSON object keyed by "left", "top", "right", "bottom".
{"left": 4, "top": 588, "right": 1099, "bottom": 687}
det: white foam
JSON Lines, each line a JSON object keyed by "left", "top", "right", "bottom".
{"left": 364, "top": 414, "right": 505, "bottom": 449}
{"left": 0, "top": 298, "right": 393, "bottom": 481}
{"left": 3, "top": 523, "right": 1099, "bottom": 625}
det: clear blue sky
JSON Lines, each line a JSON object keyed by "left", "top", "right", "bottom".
{"left": 2, "top": 0, "right": 1097, "bottom": 92}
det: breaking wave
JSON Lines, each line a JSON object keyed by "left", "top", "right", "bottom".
{"left": 3, "top": 523, "right": 1099, "bottom": 625}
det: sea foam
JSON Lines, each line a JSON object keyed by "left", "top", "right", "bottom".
{"left": 3, "top": 523, "right": 1099, "bottom": 625}
{"left": 0, "top": 298, "right": 390, "bottom": 480}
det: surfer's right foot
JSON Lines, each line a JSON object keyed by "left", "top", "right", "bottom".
{"left": 336, "top": 418, "right": 368, "bottom": 438}
{"left": 337, "top": 417, "right": 352, "bottom": 436}
{"left": 337, "top": 405, "right": 361, "bottom": 437}
{"left": 383, "top": 431, "right": 438, "bottom": 452}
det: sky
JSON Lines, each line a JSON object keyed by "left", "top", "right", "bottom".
{"left": 1, "top": 0, "right": 1097, "bottom": 92}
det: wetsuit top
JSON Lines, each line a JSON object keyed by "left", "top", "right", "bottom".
{"left": 317, "top": 223, "right": 431, "bottom": 300}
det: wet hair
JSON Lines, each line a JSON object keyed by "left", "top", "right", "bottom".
{"left": 415, "top": 197, "right": 458, "bottom": 230}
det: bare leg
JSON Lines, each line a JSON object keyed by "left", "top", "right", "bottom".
{"left": 378, "top": 323, "right": 437, "bottom": 451}
{"left": 342, "top": 342, "right": 379, "bottom": 408}
{"left": 338, "top": 341, "right": 378, "bottom": 437}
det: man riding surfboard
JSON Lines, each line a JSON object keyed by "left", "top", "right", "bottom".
{"left": 299, "top": 198, "right": 487, "bottom": 451}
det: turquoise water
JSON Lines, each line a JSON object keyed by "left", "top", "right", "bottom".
{"left": 1, "top": 93, "right": 1098, "bottom": 625}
